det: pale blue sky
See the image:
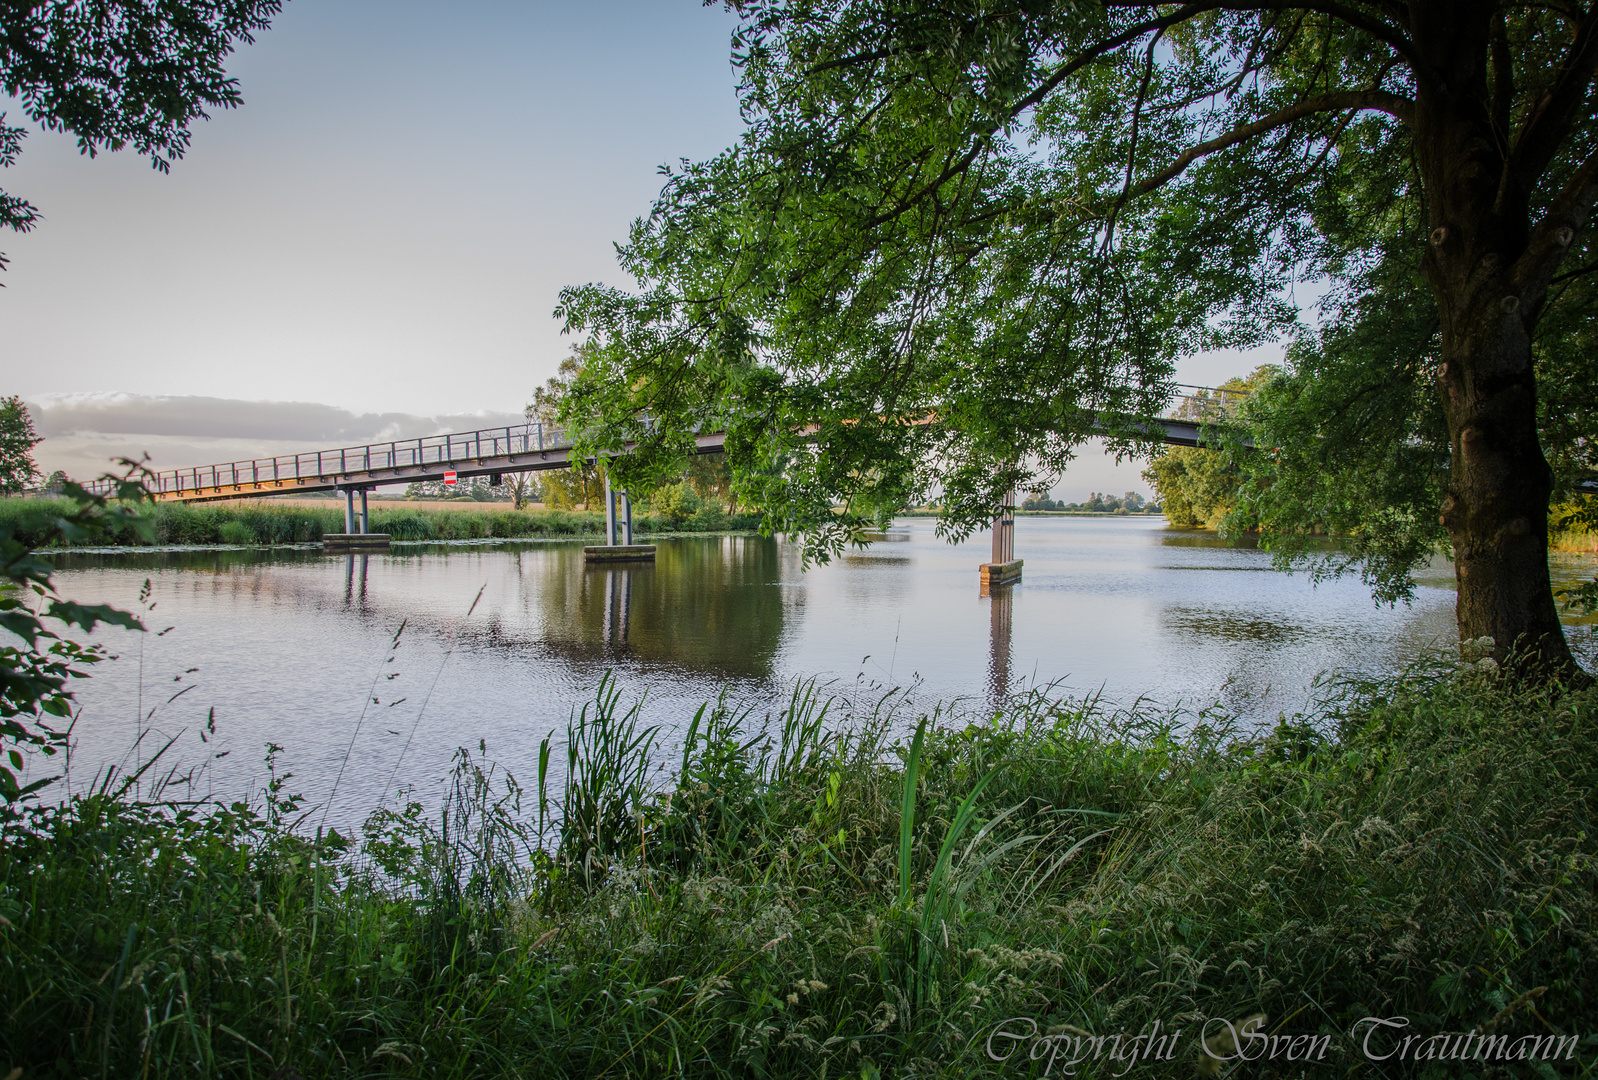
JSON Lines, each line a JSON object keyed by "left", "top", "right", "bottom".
{"left": 2, "top": 0, "right": 1272, "bottom": 494}
{"left": 3, "top": 1, "right": 744, "bottom": 410}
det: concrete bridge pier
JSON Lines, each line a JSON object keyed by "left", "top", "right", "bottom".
{"left": 586, "top": 474, "right": 654, "bottom": 562}
{"left": 980, "top": 488, "right": 1022, "bottom": 586}
{"left": 325, "top": 484, "right": 390, "bottom": 552}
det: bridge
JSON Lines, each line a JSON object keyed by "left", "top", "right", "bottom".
{"left": 78, "top": 386, "right": 1248, "bottom": 565}
{"left": 81, "top": 386, "right": 1243, "bottom": 506}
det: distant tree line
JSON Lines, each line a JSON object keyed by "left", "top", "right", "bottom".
{"left": 1021, "top": 490, "right": 1155, "bottom": 514}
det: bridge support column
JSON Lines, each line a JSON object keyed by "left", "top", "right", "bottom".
{"left": 980, "top": 487, "right": 1022, "bottom": 586}
{"left": 324, "top": 485, "right": 390, "bottom": 552}
{"left": 585, "top": 478, "right": 654, "bottom": 563}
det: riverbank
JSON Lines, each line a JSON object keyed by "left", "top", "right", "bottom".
{"left": 1554, "top": 528, "right": 1598, "bottom": 554}
{"left": 897, "top": 508, "right": 1167, "bottom": 518}
{"left": 3, "top": 668, "right": 1592, "bottom": 1077}
{"left": 0, "top": 497, "right": 760, "bottom": 548}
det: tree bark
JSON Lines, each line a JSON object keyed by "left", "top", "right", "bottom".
{"left": 1434, "top": 307, "right": 1575, "bottom": 675}
{"left": 1414, "top": 0, "right": 1587, "bottom": 678}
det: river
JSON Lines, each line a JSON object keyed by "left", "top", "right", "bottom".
{"left": 36, "top": 516, "right": 1597, "bottom": 823}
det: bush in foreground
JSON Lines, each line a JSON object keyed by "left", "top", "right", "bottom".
{"left": 2, "top": 666, "right": 1594, "bottom": 1077}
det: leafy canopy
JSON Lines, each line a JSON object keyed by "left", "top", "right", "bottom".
{"left": 1, "top": 0, "right": 281, "bottom": 271}
{"left": 556, "top": 1, "right": 1597, "bottom": 599}
{"left": 1225, "top": 113, "right": 1597, "bottom": 604}
{"left": 553, "top": 2, "right": 1430, "bottom": 561}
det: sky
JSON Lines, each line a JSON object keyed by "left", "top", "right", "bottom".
{"left": 2, "top": 0, "right": 1280, "bottom": 498}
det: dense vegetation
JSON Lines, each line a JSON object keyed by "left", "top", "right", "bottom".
{"left": 554, "top": 2, "right": 1598, "bottom": 678}
{"left": 1020, "top": 491, "right": 1157, "bottom": 515}
{"left": 0, "top": 498, "right": 761, "bottom": 549}
{"left": 1, "top": 666, "right": 1592, "bottom": 1078}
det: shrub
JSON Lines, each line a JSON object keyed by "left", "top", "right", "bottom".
{"left": 653, "top": 481, "right": 699, "bottom": 527}
{"left": 218, "top": 520, "right": 256, "bottom": 545}
{"left": 688, "top": 501, "right": 729, "bottom": 531}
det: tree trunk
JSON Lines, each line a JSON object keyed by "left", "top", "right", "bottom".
{"left": 1435, "top": 314, "right": 1577, "bottom": 676}
{"left": 1413, "top": 0, "right": 1586, "bottom": 679}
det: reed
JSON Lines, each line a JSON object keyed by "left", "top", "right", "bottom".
{"left": 2, "top": 666, "right": 1595, "bottom": 1077}
{"left": 0, "top": 498, "right": 762, "bottom": 549}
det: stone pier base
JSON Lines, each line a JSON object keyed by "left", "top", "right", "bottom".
{"left": 584, "top": 544, "right": 657, "bottom": 563}
{"left": 323, "top": 533, "right": 391, "bottom": 552}
{"left": 980, "top": 558, "right": 1023, "bottom": 587}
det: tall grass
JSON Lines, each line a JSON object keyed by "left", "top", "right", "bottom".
{"left": 0, "top": 498, "right": 762, "bottom": 548}
{"left": 2, "top": 667, "right": 1594, "bottom": 1076}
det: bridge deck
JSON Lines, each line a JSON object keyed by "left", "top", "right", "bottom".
{"left": 80, "top": 396, "right": 1236, "bottom": 504}
{"left": 83, "top": 425, "right": 730, "bottom": 504}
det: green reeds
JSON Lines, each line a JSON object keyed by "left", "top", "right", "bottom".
{"left": 2, "top": 497, "right": 763, "bottom": 549}
{"left": 3, "top": 665, "right": 1596, "bottom": 1077}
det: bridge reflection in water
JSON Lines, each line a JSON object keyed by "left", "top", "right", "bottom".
{"left": 527, "top": 537, "right": 791, "bottom": 677}
{"left": 344, "top": 554, "right": 371, "bottom": 607}
{"left": 329, "top": 534, "right": 1015, "bottom": 699}
{"left": 981, "top": 574, "right": 1015, "bottom": 705}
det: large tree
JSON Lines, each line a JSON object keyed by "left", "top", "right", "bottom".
{"left": 557, "top": 0, "right": 1598, "bottom": 677}
{"left": 2, "top": 0, "right": 282, "bottom": 275}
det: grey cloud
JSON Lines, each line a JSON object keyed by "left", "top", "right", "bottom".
{"left": 29, "top": 394, "right": 527, "bottom": 444}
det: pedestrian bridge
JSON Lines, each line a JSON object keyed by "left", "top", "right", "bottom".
{"left": 80, "top": 386, "right": 1246, "bottom": 505}
{"left": 84, "top": 423, "right": 731, "bottom": 504}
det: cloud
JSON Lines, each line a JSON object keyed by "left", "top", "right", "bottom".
{"left": 29, "top": 393, "right": 526, "bottom": 443}
{"left": 25, "top": 394, "right": 529, "bottom": 484}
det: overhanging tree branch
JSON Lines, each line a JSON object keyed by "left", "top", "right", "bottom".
{"left": 1131, "top": 89, "right": 1414, "bottom": 198}
{"left": 861, "top": 2, "right": 1244, "bottom": 232}
{"left": 1104, "top": 0, "right": 1423, "bottom": 73}
{"left": 1512, "top": 146, "right": 1598, "bottom": 305}
{"left": 1510, "top": 7, "right": 1598, "bottom": 187}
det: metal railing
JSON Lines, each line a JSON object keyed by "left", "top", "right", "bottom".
{"left": 1164, "top": 383, "right": 1249, "bottom": 421}
{"left": 81, "top": 422, "right": 572, "bottom": 498}
{"left": 71, "top": 388, "right": 1243, "bottom": 500}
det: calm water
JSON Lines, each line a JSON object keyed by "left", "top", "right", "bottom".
{"left": 38, "top": 517, "right": 1597, "bottom": 822}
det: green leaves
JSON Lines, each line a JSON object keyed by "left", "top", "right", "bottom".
{"left": 0, "top": 396, "right": 39, "bottom": 493}
{"left": 1, "top": 0, "right": 281, "bottom": 271}
{"left": 1, "top": 463, "right": 152, "bottom": 803}
{"left": 552, "top": 3, "right": 1427, "bottom": 563}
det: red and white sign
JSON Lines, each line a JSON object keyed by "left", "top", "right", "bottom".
{"left": 443, "top": 470, "right": 457, "bottom": 486}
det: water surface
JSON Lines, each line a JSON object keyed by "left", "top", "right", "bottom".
{"left": 40, "top": 517, "right": 1596, "bottom": 821}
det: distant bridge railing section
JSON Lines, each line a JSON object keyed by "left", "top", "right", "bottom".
{"left": 1165, "top": 384, "right": 1249, "bottom": 420}
{"left": 81, "top": 422, "right": 576, "bottom": 500}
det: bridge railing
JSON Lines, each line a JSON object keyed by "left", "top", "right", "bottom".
{"left": 80, "top": 422, "right": 573, "bottom": 498}
{"left": 71, "top": 390, "right": 1245, "bottom": 501}
{"left": 1164, "top": 384, "right": 1249, "bottom": 422}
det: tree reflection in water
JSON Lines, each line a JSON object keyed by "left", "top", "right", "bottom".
{"left": 533, "top": 537, "right": 791, "bottom": 677}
